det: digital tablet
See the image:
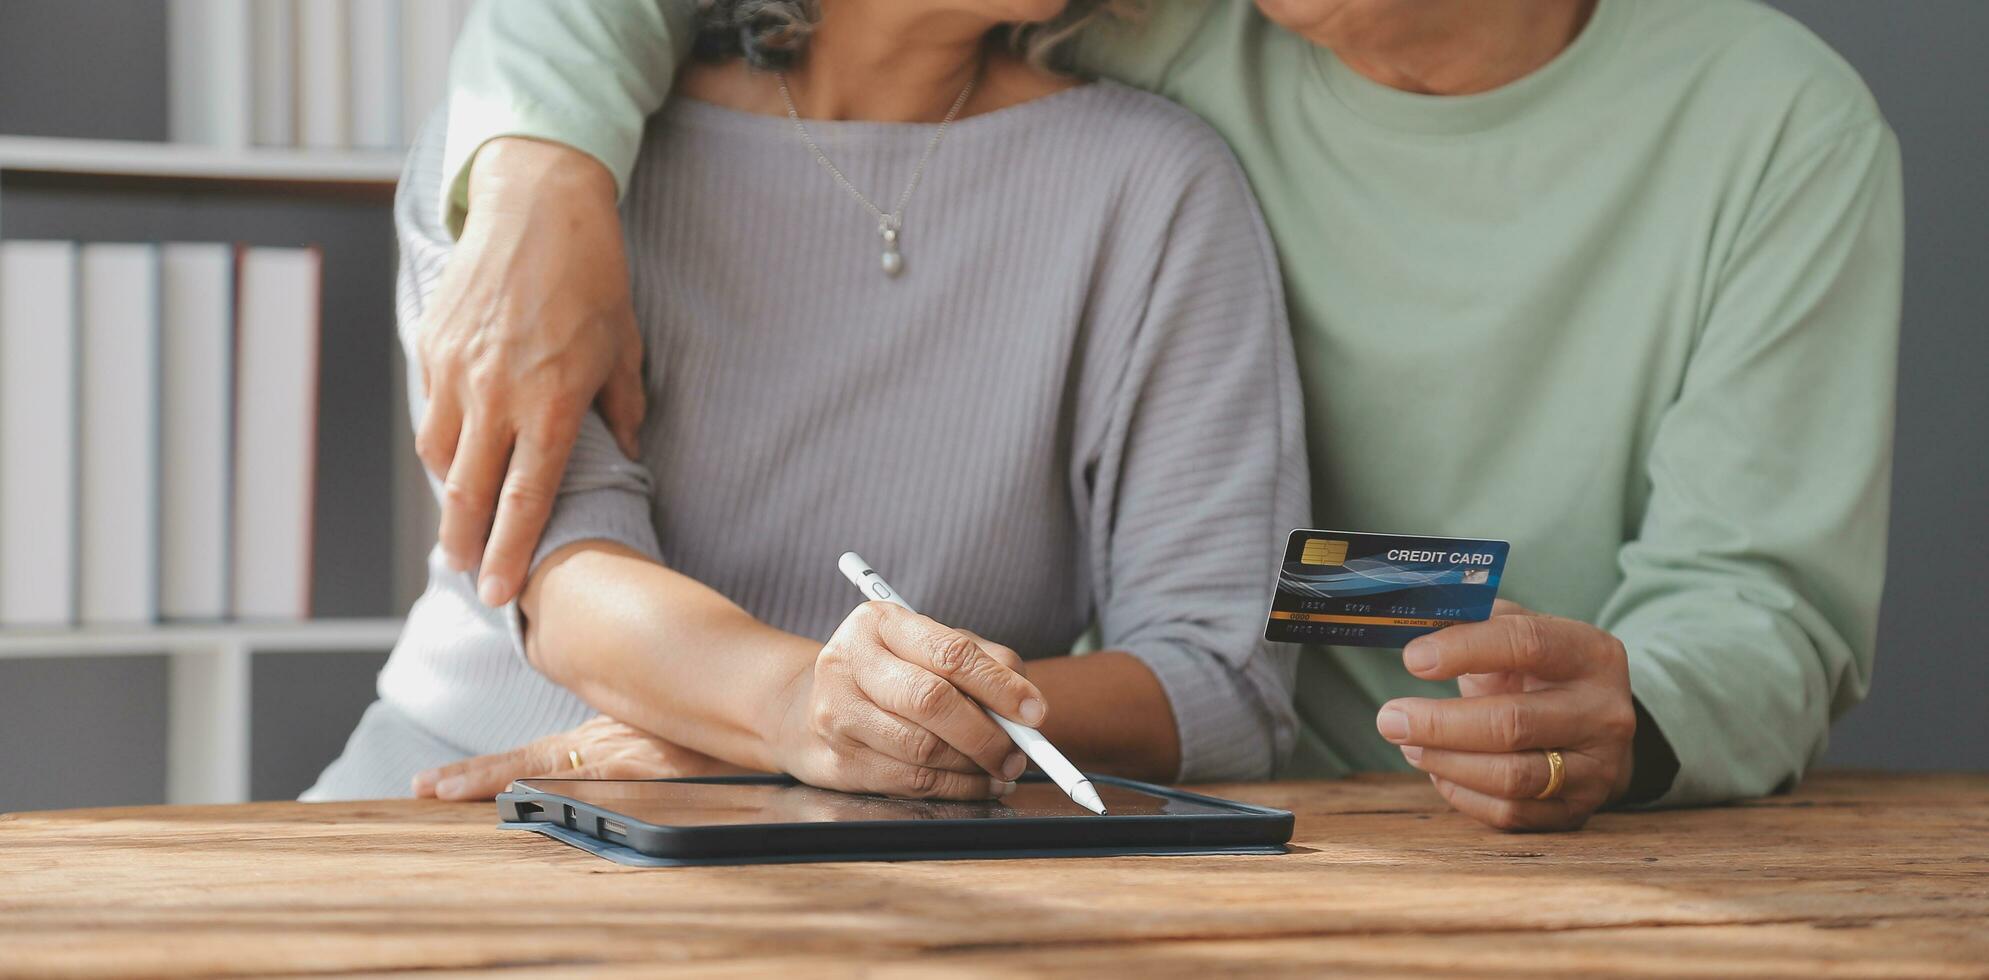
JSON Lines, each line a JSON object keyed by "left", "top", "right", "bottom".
{"left": 496, "top": 774, "right": 1293, "bottom": 867}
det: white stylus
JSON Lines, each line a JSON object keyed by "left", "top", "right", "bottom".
{"left": 837, "top": 552, "right": 1108, "bottom": 815}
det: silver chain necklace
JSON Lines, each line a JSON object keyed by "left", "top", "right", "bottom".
{"left": 777, "top": 70, "right": 977, "bottom": 278}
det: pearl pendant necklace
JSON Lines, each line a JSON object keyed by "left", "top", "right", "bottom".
{"left": 879, "top": 221, "right": 903, "bottom": 277}
{"left": 778, "top": 71, "right": 977, "bottom": 279}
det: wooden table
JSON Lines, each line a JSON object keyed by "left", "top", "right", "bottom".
{"left": 2, "top": 773, "right": 1984, "bottom": 977}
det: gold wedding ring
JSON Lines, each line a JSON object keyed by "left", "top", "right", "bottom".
{"left": 568, "top": 748, "right": 585, "bottom": 771}
{"left": 1536, "top": 749, "right": 1566, "bottom": 800}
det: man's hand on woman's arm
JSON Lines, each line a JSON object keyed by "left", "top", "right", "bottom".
{"left": 416, "top": 137, "right": 645, "bottom": 607}
{"left": 426, "top": 0, "right": 699, "bottom": 605}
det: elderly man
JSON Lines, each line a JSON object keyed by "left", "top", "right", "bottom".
{"left": 406, "top": 0, "right": 1901, "bottom": 830}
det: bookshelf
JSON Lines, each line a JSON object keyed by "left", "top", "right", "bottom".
{"left": 0, "top": 1, "right": 475, "bottom": 811}
{"left": 0, "top": 139, "right": 418, "bottom": 806}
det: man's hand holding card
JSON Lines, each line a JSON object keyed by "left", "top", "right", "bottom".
{"left": 1267, "top": 530, "right": 1639, "bottom": 832}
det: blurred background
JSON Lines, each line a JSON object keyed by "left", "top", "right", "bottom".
{"left": 0, "top": 0, "right": 1983, "bottom": 811}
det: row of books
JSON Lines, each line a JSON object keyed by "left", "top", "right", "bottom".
{"left": 0, "top": 240, "right": 320, "bottom": 627}
{"left": 169, "top": 0, "right": 476, "bottom": 151}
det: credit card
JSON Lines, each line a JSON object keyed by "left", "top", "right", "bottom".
{"left": 1264, "top": 530, "right": 1510, "bottom": 647}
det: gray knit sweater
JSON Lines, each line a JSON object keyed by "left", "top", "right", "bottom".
{"left": 306, "top": 81, "right": 1310, "bottom": 800}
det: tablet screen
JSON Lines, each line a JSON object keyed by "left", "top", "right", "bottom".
{"left": 514, "top": 778, "right": 1234, "bottom": 826}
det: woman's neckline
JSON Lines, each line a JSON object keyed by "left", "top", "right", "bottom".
{"left": 678, "top": 48, "right": 1084, "bottom": 123}
{"left": 665, "top": 79, "right": 1106, "bottom": 140}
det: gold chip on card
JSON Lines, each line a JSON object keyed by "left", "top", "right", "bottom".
{"left": 1301, "top": 538, "right": 1350, "bottom": 566}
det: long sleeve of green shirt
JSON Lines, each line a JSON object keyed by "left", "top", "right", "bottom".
{"left": 439, "top": 0, "right": 693, "bottom": 237}
{"left": 438, "top": 0, "right": 1902, "bottom": 807}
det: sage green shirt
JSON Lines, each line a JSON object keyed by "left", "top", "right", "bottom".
{"left": 441, "top": 0, "right": 1902, "bottom": 806}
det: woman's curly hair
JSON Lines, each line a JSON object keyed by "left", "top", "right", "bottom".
{"left": 691, "top": 0, "right": 1139, "bottom": 72}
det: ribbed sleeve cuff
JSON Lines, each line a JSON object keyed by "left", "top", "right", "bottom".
{"left": 1125, "top": 644, "right": 1278, "bottom": 783}
{"left": 531, "top": 488, "right": 661, "bottom": 574}
{"left": 503, "top": 485, "right": 662, "bottom": 666}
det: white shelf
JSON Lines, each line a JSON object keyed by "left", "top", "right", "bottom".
{"left": 0, "top": 618, "right": 403, "bottom": 658}
{"left": 0, "top": 617, "right": 405, "bottom": 804}
{"left": 0, "top": 135, "right": 403, "bottom": 185}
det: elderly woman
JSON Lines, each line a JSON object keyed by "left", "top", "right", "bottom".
{"left": 305, "top": 0, "right": 1307, "bottom": 800}
{"left": 408, "top": 0, "right": 1902, "bottom": 829}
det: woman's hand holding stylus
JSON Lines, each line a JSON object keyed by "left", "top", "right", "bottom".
{"left": 766, "top": 602, "right": 1044, "bottom": 800}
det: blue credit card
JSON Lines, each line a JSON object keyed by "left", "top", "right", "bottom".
{"left": 1264, "top": 530, "right": 1510, "bottom": 647}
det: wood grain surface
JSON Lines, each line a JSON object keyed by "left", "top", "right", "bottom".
{"left": 1, "top": 772, "right": 1984, "bottom": 977}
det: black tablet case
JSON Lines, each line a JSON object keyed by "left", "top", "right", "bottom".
{"left": 497, "top": 774, "right": 1293, "bottom": 867}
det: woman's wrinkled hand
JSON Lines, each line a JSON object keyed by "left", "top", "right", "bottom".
{"left": 412, "top": 715, "right": 745, "bottom": 801}
{"left": 766, "top": 602, "right": 1044, "bottom": 800}
{"left": 1378, "top": 600, "right": 1638, "bottom": 832}
{"left": 416, "top": 136, "right": 646, "bottom": 609}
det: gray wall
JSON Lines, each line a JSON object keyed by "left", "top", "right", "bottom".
{"left": 0, "top": 0, "right": 1983, "bottom": 811}
{"left": 1760, "top": 0, "right": 1989, "bottom": 768}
